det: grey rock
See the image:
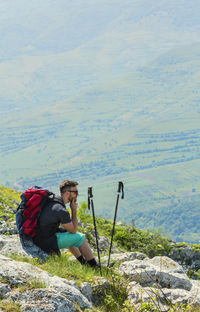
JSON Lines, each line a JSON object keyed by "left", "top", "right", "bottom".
{"left": 162, "top": 287, "right": 200, "bottom": 305}
{"left": 48, "top": 276, "right": 91, "bottom": 309}
{"left": 0, "top": 216, "right": 18, "bottom": 235}
{"left": 127, "top": 282, "right": 200, "bottom": 310}
{"left": 91, "top": 230, "right": 100, "bottom": 240}
{"left": 190, "top": 280, "right": 200, "bottom": 303}
{"left": 99, "top": 236, "right": 110, "bottom": 251}
{"left": 0, "top": 282, "right": 11, "bottom": 298}
{"left": 0, "top": 223, "right": 7, "bottom": 234}
{"left": 0, "top": 254, "right": 92, "bottom": 310}
{"left": 65, "top": 280, "right": 79, "bottom": 290}
{"left": 78, "top": 221, "right": 84, "bottom": 227}
{"left": 0, "top": 254, "right": 52, "bottom": 286}
{"left": 170, "top": 245, "right": 200, "bottom": 270}
{"left": 91, "top": 277, "right": 110, "bottom": 305}
{"left": 120, "top": 259, "right": 157, "bottom": 285}
{"left": 89, "top": 234, "right": 119, "bottom": 254}
{"left": 120, "top": 256, "right": 192, "bottom": 290}
{"left": 6, "top": 289, "right": 76, "bottom": 312}
{"left": 148, "top": 256, "right": 185, "bottom": 274}
{"left": 156, "top": 271, "right": 192, "bottom": 291}
{"left": 0, "top": 235, "right": 48, "bottom": 261}
{"left": 81, "top": 282, "right": 93, "bottom": 302}
{"left": 127, "top": 283, "right": 159, "bottom": 304}
{"left": 0, "top": 215, "right": 9, "bottom": 221}
{"left": 101, "top": 251, "right": 147, "bottom": 264}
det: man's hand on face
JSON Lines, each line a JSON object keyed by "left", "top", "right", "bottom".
{"left": 70, "top": 198, "right": 78, "bottom": 210}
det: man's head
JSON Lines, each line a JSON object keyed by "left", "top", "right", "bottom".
{"left": 60, "top": 180, "right": 79, "bottom": 204}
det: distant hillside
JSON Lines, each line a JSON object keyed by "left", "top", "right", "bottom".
{"left": 1, "top": 0, "right": 200, "bottom": 113}
{"left": 1, "top": 1, "right": 200, "bottom": 243}
{"left": 1, "top": 43, "right": 200, "bottom": 243}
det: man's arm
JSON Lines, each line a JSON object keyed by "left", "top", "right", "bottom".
{"left": 62, "top": 199, "right": 78, "bottom": 234}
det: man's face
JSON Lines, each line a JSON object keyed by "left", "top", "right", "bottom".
{"left": 68, "top": 186, "right": 78, "bottom": 202}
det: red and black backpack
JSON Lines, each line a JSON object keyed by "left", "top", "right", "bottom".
{"left": 16, "top": 186, "right": 55, "bottom": 238}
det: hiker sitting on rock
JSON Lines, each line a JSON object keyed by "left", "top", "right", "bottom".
{"left": 33, "top": 180, "right": 98, "bottom": 267}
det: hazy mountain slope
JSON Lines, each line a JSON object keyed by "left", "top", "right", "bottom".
{"left": 1, "top": 0, "right": 200, "bottom": 114}
{"left": 2, "top": 42, "right": 200, "bottom": 184}
{"left": 2, "top": 43, "right": 200, "bottom": 179}
{"left": 1, "top": 0, "right": 200, "bottom": 58}
{"left": 0, "top": 0, "right": 132, "bottom": 57}
{"left": 1, "top": 43, "right": 200, "bottom": 244}
{"left": 1, "top": 1, "right": 200, "bottom": 242}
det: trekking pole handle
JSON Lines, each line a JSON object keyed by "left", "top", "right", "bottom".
{"left": 118, "top": 181, "right": 124, "bottom": 199}
{"left": 88, "top": 187, "right": 93, "bottom": 210}
{"left": 88, "top": 186, "right": 93, "bottom": 198}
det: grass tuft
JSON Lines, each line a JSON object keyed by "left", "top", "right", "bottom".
{"left": 0, "top": 300, "right": 21, "bottom": 312}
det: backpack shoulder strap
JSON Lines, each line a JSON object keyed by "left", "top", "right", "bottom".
{"left": 51, "top": 196, "right": 66, "bottom": 208}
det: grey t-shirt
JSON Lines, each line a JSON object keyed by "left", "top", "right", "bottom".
{"left": 34, "top": 196, "right": 71, "bottom": 253}
{"left": 39, "top": 196, "right": 71, "bottom": 230}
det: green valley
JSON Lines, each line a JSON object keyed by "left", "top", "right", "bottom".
{"left": 1, "top": 1, "right": 200, "bottom": 243}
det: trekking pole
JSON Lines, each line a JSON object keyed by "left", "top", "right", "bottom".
{"left": 88, "top": 187, "right": 102, "bottom": 276}
{"left": 107, "top": 181, "right": 124, "bottom": 268}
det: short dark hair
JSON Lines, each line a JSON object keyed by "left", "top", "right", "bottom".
{"left": 59, "top": 180, "right": 78, "bottom": 195}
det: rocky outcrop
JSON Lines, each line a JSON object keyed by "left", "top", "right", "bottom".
{"left": 0, "top": 235, "right": 48, "bottom": 260}
{"left": 101, "top": 251, "right": 147, "bottom": 264}
{"left": 0, "top": 254, "right": 91, "bottom": 311}
{"left": 6, "top": 289, "right": 76, "bottom": 312}
{"left": 91, "top": 233, "right": 120, "bottom": 254}
{"left": 120, "top": 256, "right": 200, "bottom": 311}
{"left": 120, "top": 256, "right": 191, "bottom": 289}
{"left": 1, "top": 235, "right": 200, "bottom": 311}
{"left": 170, "top": 244, "right": 200, "bottom": 271}
{"left": 0, "top": 220, "right": 18, "bottom": 235}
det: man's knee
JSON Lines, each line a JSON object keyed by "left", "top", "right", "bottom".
{"left": 80, "top": 237, "right": 88, "bottom": 246}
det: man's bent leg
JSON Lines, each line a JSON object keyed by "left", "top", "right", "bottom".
{"left": 56, "top": 233, "right": 97, "bottom": 266}
{"left": 68, "top": 246, "right": 81, "bottom": 258}
{"left": 69, "top": 238, "right": 97, "bottom": 265}
{"left": 79, "top": 238, "right": 96, "bottom": 264}
{"left": 56, "top": 232, "right": 85, "bottom": 249}
{"left": 56, "top": 232, "right": 86, "bottom": 264}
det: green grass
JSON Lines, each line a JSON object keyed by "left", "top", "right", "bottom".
{"left": 17, "top": 279, "right": 47, "bottom": 292}
{"left": 9, "top": 253, "right": 106, "bottom": 287}
{"left": 0, "top": 300, "right": 21, "bottom": 312}
{"left": 0, "top": 186, "right": 20, "bottom": 224}
{"left": 0, "top": 186, "right": 20, "bottom": 208}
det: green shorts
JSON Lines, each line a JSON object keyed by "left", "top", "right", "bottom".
{"left": 56, "top": 232, "right": 85, "bottom": 249}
